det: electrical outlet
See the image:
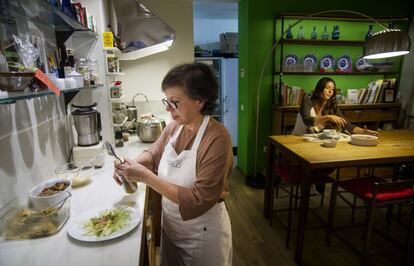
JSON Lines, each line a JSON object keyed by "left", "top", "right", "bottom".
{"left": 263, "top": 146, "right": 267, "bottom": 152}
{"left": 240, "top": 68, "right": 245, "bottom": 78}
{"left": 240, "top": 104, "right": 244, "bottom": 111}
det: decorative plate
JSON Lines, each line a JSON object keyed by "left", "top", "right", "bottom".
{"left": 355, "top": 56, "right": 369, "bottom": 71}
{"left": 302, "top": 54, "right": 317, "bottom": 65}
{"left": 283, "top": 54, "right": 299, "bottom": 65}
{"left": 320, "top": 55, "right": 335, "bottom": 72}
{"left": 336, "top": 55, "right": 352, "bottom": 72}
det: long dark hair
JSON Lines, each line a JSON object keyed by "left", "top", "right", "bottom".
{"left": 161, "top": 62, "right": 218, "bottom": 115}
{"left": 310, "top": 77, "right": 337, "bottom": 115}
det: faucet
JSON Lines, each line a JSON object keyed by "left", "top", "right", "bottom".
{"left": 132, "top": 92, "right": 148, "bottom": 106}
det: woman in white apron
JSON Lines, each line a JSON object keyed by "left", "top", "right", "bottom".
{"left": 114, "top": 63, "right": 233, "bottom": 266}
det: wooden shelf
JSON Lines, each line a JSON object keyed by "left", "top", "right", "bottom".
{"left": 281, "top": 39, "right": 365, "bottom": 46}
{"left": 274, "top": 71, "right": 399, "bottom": 76}
{"left": 273, "top": 102, "right": 401, "bottom": 111}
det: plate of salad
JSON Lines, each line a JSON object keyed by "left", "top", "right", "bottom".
{"left": 67, "top": 206, "right": 140, "bottom": 242}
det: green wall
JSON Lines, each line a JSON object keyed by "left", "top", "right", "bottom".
{"left": 237, "top": 0, "right": 414, "bottom": 176}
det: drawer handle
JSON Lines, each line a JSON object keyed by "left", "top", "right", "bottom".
{"left": 354, "top": 110, "right": 362, "bottom": 114}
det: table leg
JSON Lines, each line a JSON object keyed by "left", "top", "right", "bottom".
{"left": 294, "top": 165, "right": 311, "bottom": 265}
{"left": 264, "top": 142, "right": 275, "bottom": 219}
{"left": 326, "top": 168, "right": 340, "bottom": 246}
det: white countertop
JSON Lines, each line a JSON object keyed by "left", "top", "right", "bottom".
{"left": 0, "top": 136, "right": 153, "bottom": 266}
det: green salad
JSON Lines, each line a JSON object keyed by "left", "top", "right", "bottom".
{"left": 83, "top": 208, "right": 131, "bottom": 237}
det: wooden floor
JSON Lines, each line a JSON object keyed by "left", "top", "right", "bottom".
{"left": 226, "top": 167, "right": 414, "bottom": 266}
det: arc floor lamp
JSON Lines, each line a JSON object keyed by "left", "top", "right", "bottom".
{"left": 246, "top": 9, "right": 411, "bottom": 188}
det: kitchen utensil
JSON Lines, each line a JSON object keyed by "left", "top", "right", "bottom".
{"left": 137, "top": 116, "right": 166, "bottom": 143}
{"left": 71, "top": 103, "right": 102, "bottom": 146}
{"left": 104, "top": 141, "right": 138, "bottom": 194}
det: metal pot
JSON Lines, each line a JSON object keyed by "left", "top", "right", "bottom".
{"left": 137, "top": 117, "right": 166, "bottom": 142}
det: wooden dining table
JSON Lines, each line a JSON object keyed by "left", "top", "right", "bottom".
{"left": 263, "top": 129, "right": 414, "bottom": 265}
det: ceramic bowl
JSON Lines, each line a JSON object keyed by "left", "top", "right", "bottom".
{"left": 350, "top": 134, "right": 378, "bottom": 146}
{"left": 29, "top": 178, "right": 72, "bottom": 210}
{"left": 322, "top": 139, "right": 337, "bottom": 148}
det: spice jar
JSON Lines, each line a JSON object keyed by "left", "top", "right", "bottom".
{"left": 107, "top": 54, "right": 119, "bottom": 73}
{"left": 115, "top": 131, "right": 124, "bottom": 147}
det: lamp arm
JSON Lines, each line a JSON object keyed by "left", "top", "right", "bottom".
{"left": 252, "top": 9, "right": 388, "bottom": 176}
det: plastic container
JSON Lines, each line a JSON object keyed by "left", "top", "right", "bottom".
{"left": 88, "top": 58, "right": 100, "bottom": 85}
{"left": 76, "top": 58, "right": 90, "bottom": 86}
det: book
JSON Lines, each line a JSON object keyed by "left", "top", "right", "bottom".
{"left": 346, "top": 89, "right": 359, "bottom": 104}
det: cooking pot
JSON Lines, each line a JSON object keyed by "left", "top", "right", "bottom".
{"left": 137, "top": 116, "right": 166, "bottom": 142}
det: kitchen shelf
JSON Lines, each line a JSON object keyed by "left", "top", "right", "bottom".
{"left": 281, "top": 39, "right": 365, "bottom": 46}
{"left": 106, "top": 72, "right": 126, "bottom": 76}
{"left": 0, "top": 84, "right": 103, "bottom": 105}
{"left": 113, "top": 117, "right": 128, "bottom": 127}
{"left": 274, "top": 71, "right": 399, "bottom": 75}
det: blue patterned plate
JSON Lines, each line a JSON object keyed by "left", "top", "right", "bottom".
{"left": 336, "top": 55, "right": 352, "bottom": 72}
{"left": 283, "top": 54, "right": 299, "bottom": 65}
{"left": 320, "top": 55, "right": 335, "bottom": 72}
{"left": 303, "top": 54, "right": 317, "bottom": 65}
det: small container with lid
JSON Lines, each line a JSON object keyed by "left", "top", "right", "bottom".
{"left": 76, "top": 58, "right": 90, "bottom": 86}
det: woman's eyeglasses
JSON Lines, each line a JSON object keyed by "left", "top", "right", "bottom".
{"left": 162, "top": 98, "right": 180, "bottom": 110}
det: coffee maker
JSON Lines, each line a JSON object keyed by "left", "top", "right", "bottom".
{"left": 71, "top": 103, "right": 102, "bottom": 146}
{"left": 71, "top": 103, "right": 104, "bottom": 167}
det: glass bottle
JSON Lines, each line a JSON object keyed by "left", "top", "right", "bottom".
{"left": 286, "top": 25, "right": 293, "bottom": 39}
{"left": 365, "top": 25, "right": 373, "bottom": 40}
{"left": 311, "top": 26, "right": 317, "bottom": 40}
{"left": 321, "top": 25, "right": 329, "bottom": 40}
{"left": 297, "top": 26, "right": 305, "bottom": 40}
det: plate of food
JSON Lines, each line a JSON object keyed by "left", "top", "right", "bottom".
{"left": 67, "top": 206, "right": 140, "bottom": 242}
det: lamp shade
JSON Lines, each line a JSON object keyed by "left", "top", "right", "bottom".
{"left": 363, "top": 29, "right": 411, "bottom": 59}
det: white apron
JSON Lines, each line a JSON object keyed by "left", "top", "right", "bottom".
{"left": 158, "top": 116, "right": 232, "bottom": 266}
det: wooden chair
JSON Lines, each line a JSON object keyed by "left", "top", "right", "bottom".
{"left": 269, "top": 165, "right": 333, "bottom": 248}
{"left": 326, "top": 176, "right": 414, "bottom": 265}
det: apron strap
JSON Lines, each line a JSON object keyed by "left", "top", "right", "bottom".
{"left": 168, "top": 125, "right": 184, "bottom": 146}
{"left": 191, "top": 116, "right": 210, "bottom": 151}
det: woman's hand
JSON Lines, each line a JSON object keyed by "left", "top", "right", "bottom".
{"left": 314, "top": 115, "right": 347, "bottom": 130}
{"left": 114, "top": 158, "right": 150, "bottom": 183}
{"left": 353, "top": 126, "right": 380, "bottom": 137}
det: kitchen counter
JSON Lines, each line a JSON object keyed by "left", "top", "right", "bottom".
{"left": 0, "top": 136, "right": 154, "bottom": 266}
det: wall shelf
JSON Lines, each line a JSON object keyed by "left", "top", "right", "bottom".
{"left": 281, "top": 39, "right": 365, "bottom": 46}
{"left": 0, "top": 84, "right": 103, "bottom": 105}
{"left": 275, "top": 71, "right": 399, "bottom": 75}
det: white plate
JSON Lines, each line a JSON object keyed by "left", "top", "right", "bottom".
{"left": 350, "top": 134, "right": 378, "bottom": 146}
{"left": 67, "top": 206, "right": 140, "bottom": 242}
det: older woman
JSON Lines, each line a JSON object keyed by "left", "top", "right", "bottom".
{"left": 293, "top": 77, "right": 379, "bottom": 136}
{"left": 114, "top": 63, "right": 233, "bottom": 266}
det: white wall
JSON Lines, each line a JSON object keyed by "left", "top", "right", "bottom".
{"left": 194, "top": 18, "right": 238, "bottom": 49}
{"left": 120, "top": 0, "right": 194, "bottom": 112}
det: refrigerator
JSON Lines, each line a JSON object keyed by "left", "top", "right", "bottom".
{"left": 195, "top": 57, "right": 238, "bottom": 151}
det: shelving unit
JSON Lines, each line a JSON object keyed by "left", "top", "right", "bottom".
{"left": 271, "top": 14, "right": 409, "bottom": 133}
{"left": 0, "top": 0, "right": 101, "bottom": 106}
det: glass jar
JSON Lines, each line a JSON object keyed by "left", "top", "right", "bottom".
{"left": 76, "top": 58, "right": 90, "bottom": 86}
{"left": 107, "top": 54, "right": 120, "bottom": 73}
{"left": 88, "top": 58, "right": 100, "bottom": 85}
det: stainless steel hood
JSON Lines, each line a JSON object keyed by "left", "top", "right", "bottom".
{"left": 109, "top": 0, "right": 175, "bottom": 60}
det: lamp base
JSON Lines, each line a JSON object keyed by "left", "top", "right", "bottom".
{"left": 245, "top": 173, "right": 265, "bottom": 189}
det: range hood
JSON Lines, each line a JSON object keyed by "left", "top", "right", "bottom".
{"left": 109, "top": 0, "right": 175, "bottom": 60}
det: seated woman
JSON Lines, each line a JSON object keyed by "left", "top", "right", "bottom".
{"left": 292, "top": 77, "right": 379, "bottom": 136}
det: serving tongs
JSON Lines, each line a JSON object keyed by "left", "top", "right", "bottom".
{"left": 104, "top": 141, "right": 138, "bottom": 194}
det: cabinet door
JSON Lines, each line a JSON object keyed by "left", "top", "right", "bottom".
{"left": 221, "top": 58, "right": 238, "bottom": 147}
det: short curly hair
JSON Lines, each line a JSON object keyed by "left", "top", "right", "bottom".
{"left": 161, "top": 62, "right": 218, "bottom": 115}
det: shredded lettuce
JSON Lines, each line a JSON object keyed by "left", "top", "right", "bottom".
{"left": 82, "top": 208, "right": 131, "bottom": 237}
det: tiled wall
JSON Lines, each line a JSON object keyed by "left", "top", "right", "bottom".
{"left": 0, "top": 95, "right": 74, "bottom": 208}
